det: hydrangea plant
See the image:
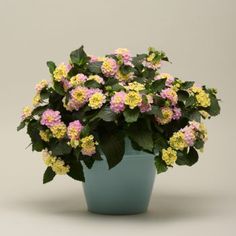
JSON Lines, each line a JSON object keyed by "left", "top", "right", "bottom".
{"left": 17, "top": 46, "right": 220, "bottom": 183}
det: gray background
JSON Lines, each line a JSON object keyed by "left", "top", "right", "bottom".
{"left": 0, "top": 0, "right": 235, "bottom": 235}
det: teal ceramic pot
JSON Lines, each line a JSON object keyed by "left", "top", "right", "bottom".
{"left": 82, "top": 139, "right": 156, "bottom": 215}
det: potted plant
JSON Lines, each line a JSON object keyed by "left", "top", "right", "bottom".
{"left": 18, "top": 46, "right": 220, "bottom": 215}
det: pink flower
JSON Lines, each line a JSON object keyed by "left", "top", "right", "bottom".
{"left": 89, "top": 55, "right": 98, "bottom": 63}
{"left": 61, "top": 78, "right": 72, "bottom": 91}
{"left": 40, "top": 109, "right": 61, "bottom": 127}
{"left": 67, "top": 120, "right": 83, "bottom": 140}
{"left": 101, "top": 58, "right": 118, "bottom": 77}
{"left": 110, "top": 91, "right": 126, "bottom": 113}
{"left": 114, "top": 48, "right": 133, "bottom": 66}
{"left": 68, "top": 86, "right": 89, "bottom": 111}
{"left": 172, "top": 107, "right": 182, "bottom": 120}
{"left": 160, "top": 88, "right": 178, "bottom": 105}
{"left": 139, "top": 95, "right": 153, "bottom": 113}
{"left": 181, "top": 126, "right": 196, "bottom": 146}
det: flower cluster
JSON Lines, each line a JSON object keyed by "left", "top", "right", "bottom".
{"left": 18, "top": 46, "right": 220, "bottom": 183}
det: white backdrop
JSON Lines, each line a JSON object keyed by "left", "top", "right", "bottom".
{"left": 0, "top": 0, "right": 235, "bottom": 235}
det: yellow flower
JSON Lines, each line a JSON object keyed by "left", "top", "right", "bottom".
{"left": 169, "top": 131, "right": 188, "bottom": 151}
{"left": 199, "top": 123, "right": 208, "bottom": 141}
{"left": 196, "top": 91, "right": 211, "bottom": 107}
{"left": 156, "top": 107, "right": 173, "bottom": 125}
{"left": 39, "top": 130, "right": 51, "bottom": 142}
{"left": 147, "top": 53, "right": 155, "bottom": 62}
{"left": 32, "top": 93, "right": 41, "bottom": 107}
{"left": 125, "top": 91, "right": 142, "bottom": 109}
{"left": 199, "top": 110, "right": 210, "bottom": 119}
{"left": 126, "top": 81, "right": 145, "bottom": 92}
{"left": 81, "top": 135, "right": 97, "bottom": 156}
{"left": 52, "top": 159, "right": 70, "bottom": 175}
{"left": 172, "top": 83, "right": 181, "bottom": 91}
{"left": 21, "top": 106, "right": 32, "bottom": 120}
{"left": 162, "top": 147, "right": 177, "bottom": 166}
{"left": 116, "top": 70, "right": 133, "bottom": 82}
{"left": 190, "top": 86, "right": 202, "bottom": 94}
{"left": 68, "top": 139, "right": 80, "bottom": 148}
{"left": 159, "top": 73, "right": 173, "bottom": 79}
{"left": 50, "top": 122, "right": 67, "bottom": 139}
{"left": 88, "top": 92, "right": 106, "bottom": 109}
{"left": 42, "top": 150, "right": 56, "bottom": 166}
{"left": 53, "top": 63, "right": 67, "bottom": 82}
{"left": 71, "top": 87, "right": 88, "bottom": 104}
{"left": 88, "top": 75, "right": 104, "bottom": 84}
{"left": 70, "top": 75, "right": 83, "bottom": 87}
{"left": 35, "top": 80, "right": 48, "bottom": 92}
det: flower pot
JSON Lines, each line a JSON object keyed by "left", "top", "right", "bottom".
{"left": 82, "top": 139, "right": 156, "bottom": 215}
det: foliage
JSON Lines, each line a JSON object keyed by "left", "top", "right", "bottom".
{"left": 18, "top": 46, "right": 221, "bottom": 183}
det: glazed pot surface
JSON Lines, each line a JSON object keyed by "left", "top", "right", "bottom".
{"left": 83, "top": 139, "right": 156, "bottom": 215}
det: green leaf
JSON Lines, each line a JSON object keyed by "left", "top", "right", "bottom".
{"left": 185, "top": 96, "right": 196, "bottom": 107}
{"left": 206, "top": 93, "right": 220, "bottom": 116}
{"left": 181, "top": 81, "right": 194, "bottom": 90}
{"left": 43, "top": 167, "right": 56, "bottom": 184}
{"left": 40, "top": 88, "right": 50, "bottom": 100}
{"left": 194, "top": 139, "right": 204, "bottom": 149}
{"left": 176, "top": 147, "right": 199, "bottom": 166}
{"left": 70, "top": 46, "right": 88, "bottom": 66}
{"left": 155, "top": 155, "right": 168, "bottom": 174}
{"left": 50, "top": 140, "right": 72, "bottom": 156}
{"left": 127, "top": 121, "right": 153, "bottom": 152}
{"left": 177, "top": 90, "right": 189, "bottom": 102}
{"left": 84, "top": 80, "right": 101, "bottom": 88}
{"left": 99, "top": 130, "right": 125, "bottom": 169}
{"left": 90, "top": 106, "right": 117, "bottom": 122}
{"left": 27, "top": 120, "right": 45, "bottom": 151}
{"left": 32, "top": 105, "right": 48, "bottom": 116}
{"left": 189, "top": 110, "right": 201, "bottom": 122}
{"left": 53, "top": 81, "right": 65, "bottom": 95}
{"left": 67, "top": 161, "right": 85, "bottom": 182}
{"left": 111, "top": 83, "right": 124, "bottom": 91}
{"left": 152, "top": 79, "right": 166, "bottom": 93}
{"left": 153, "top": 133, "right": 168, "bottom": 155}
{"left": 176, "top": 151, "right": 188, "bottom": 165}
{"left": 120, "top": 65, "right": 133, "bottom": 75}
{"left": 105, "top": 78, "right": 118, "bottom": 86}
{"left": 88, "top": 61, "right": 102, "bottom": 74}
{"left": 83, "top": 158, "right": 95, "bottom": 169}
{"left": 146, "top": 105, "right": 159, "bottom": 115}
{"left": 187, "top": 147, "right": 199, "bottom": 166}
{"left": 46, "top": 61, "right": 56, "bottom": 74}
{"left": 17, "top": 120, "right": 26, "bottom": 131}
{"left": 123, "top": 108, "right": 139, "bottom": 123}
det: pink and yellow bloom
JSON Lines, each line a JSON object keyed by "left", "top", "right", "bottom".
{"left": 88, "top": 92, "right": 106, "bottom": 109}
{"left": 35, "top": 80, "right": 48, "bottom": 92}
{"left": 67, "top": 120, "right": 83, "bottom": 141}
{"left": 88, "top": 75, "right": 104, "bottom": 84}
{"left": 160, "top": 88, "right": 178, "bottom": 105}
{"left": 68, "top": 86, "right": 89, "bottom": 111}
{"left": 70, "top": 74, "right": 87, "bottom": 87}
{"left": 101, "top": 58, "right": 118, "bottom": 77}
{"left": 53, "top": 63, "right": 68, "bottom": 82}
{"left": 50, "top": 122, "right": 67, "bottom": 139}
{"left": 124, "top": 91, "right": 142, "bottom": 109}
{"left": 80, "top": 135, "right": 97, "bottom": 156}
{"left": 21, "top": 106, "right": 32, "bottom": 120}
{"left": 110, "top": 91, "right": 126, "bottom": 113}
{"left": 114, "top": 48, "right": 132, "bottom": 66}
{"left": 155, "top": 107, "right": 173, "bottom": 125}
{"left": 40, "top": 109, "right": 61, "bottom": 127}
{"left": 139, "top": 94, "right": 153, "bottom": 113}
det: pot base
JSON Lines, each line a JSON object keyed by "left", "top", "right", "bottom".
{"left": 83, "top": 155, "right": 156, "bottom": 215}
